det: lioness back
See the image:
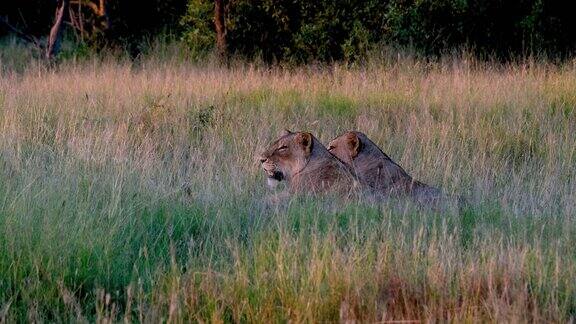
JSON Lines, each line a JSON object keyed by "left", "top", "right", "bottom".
{"left": 328, "top": 131, "right": 444, "bottom": 205}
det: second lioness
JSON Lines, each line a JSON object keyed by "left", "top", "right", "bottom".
{"left": 258, "top": 130, "right": 357, "bottom": 195}
{"left": 327, "top": 131, "right": 442, "bottom": 204}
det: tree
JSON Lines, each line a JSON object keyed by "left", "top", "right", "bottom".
{"left": 46, "top": 0, "right": 70, "bottom": 59}
{"left": 68, "top": 0, "right": 109, "bottom": 42}
{"left": 214, "top": 0, "right": 227, "bottom": 60}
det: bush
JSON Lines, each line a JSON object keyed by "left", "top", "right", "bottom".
{"left": 3, "top": 0, "right": 576, "bottom": 62}
{"left": 179, "top": 0, "right": 576, "bottom": 63}
{"left": 180, "top": 0, "right": 215, "bottom": 58}
{"left": 180, "top": 0, "right": 388, "bottom": 63}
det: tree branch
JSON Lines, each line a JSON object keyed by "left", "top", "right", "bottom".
{"left": 0, "top": 16, "right": 42, "bottom": 48}
{"left": 70, "top": 0, "right": 103, "bottom": 16}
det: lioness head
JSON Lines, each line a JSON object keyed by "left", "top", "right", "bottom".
{"left": 328, "top": 131, "right": 412, "bottom": 192}
{"left": 258, "top": 130, "right": 314, "bottom": 186}
{"left": 327, "top": 131, "right": 362, "bottom": 165}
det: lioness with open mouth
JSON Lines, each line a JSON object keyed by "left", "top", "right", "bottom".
{"left": 258, "top": 130, "right": 357, "bottom": 196}
{"left": 327, "top": 131, "right": 444, "bottom": 206}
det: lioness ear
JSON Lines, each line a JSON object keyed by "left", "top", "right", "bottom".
{"left": 345, "top": 132, "right": 360, "bottom": 158}
{"left": 280, "top": 129, "right": 293, "bottom": 137}
{"left": 295, "top": 132, "right": 313, "bottom": 155}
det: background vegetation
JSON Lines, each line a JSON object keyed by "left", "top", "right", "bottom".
{"left": 2, "top": 0, "right": 576, "bottom": 62}
{"left": 0, "top": 44, "right": 575, "bottom": 321}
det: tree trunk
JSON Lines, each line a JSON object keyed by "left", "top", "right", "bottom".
{"left": 97, "top": 0, "right": 109, "bottom": 31}
{"left": 214, "top": 0, "right": 227, "bottom": 61}
{"left": 46, "top": 0, "right": 70, "bottom": 60}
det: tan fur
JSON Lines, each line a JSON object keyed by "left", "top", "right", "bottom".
{"left": 328, "top": 131, "right": 442, "bottom": 204}
{"left": 259, "top": 130, "right": 356, "bottom": 195}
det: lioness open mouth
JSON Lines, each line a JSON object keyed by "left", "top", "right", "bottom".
{"left": 265, "top": 171, "right": 284, "bottom": 189}
{"left": 269, "top": 171, "right": 284, "bottom": 181}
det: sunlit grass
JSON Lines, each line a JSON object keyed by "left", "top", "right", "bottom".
{"left": 0, "top": 48, "right": 575, "bottom": 322}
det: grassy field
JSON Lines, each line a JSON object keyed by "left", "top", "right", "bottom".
{"left": 0, "top": 47, "right": 575, "bottom": 322}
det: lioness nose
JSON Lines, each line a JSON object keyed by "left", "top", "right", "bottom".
{"left": 259, "top": 157, "right": 267, "bottom": 164}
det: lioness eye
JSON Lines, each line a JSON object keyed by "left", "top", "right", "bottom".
{"left": 328, "top": 145, "right": 335, "bottom": 151}
{"left": 277, "top": 145, "right": 288, "bottom": 151}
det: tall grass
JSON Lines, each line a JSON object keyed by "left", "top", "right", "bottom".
{"left": 0, "top": 47, "right": 575, "bottom": 322}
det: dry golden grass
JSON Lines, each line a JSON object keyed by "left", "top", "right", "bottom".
{"left": 0, "top": 50, "right": 575, "bottom": 322}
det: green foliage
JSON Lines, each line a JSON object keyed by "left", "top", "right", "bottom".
{"left": 384, "top": 0, "right": 468, "bottom": 53}
{"left": 180, "top": 0, "right": 388, "bottom": 63}
{"left": 180, "top": 0, "right": 215, "bottom": 57}
{"left": 177, "top": 0, "right": 576, "bottom": 62}
{"left": 2, "top": 0, "right": 576, "bottom": 61}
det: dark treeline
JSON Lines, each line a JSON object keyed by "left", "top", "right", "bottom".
{"left": 0, "top": 0, "right": 187, "bottom": 55}
{"left": 1, "top": 0, "right": 575, "bottom": 62}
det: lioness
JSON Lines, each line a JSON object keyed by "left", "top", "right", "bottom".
{"left": 258, "top": 130, "right": 357, "bottom": 195}
{"left": 327, "top": 131, "right": 442, "bottom": 205}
